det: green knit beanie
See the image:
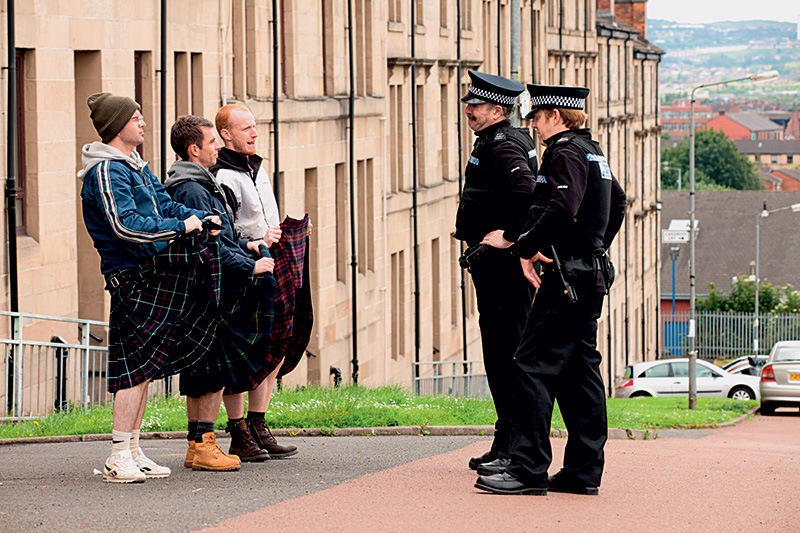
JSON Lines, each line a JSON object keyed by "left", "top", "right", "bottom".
{"left": 87, "top": 92, "right": 141, "bottom": 144}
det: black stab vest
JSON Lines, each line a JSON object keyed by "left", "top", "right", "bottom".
{"left": 454, "top": 123, "right": 538, "bottom": 244}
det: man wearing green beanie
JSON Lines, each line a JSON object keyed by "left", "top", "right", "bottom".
{"left": 78, "top": 93, "right": 224, "bottom": 483}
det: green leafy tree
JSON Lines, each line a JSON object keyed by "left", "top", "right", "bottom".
{"left": 661, "top": 129, "right": 763, "bottom": 191}
{"left": 697, "top": 277, "right": 794, "bottom": 313}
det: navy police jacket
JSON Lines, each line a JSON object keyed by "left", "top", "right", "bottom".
{"left": 517, "top": 128, "right": 626, "bottom": 261}
{"left": 454, "top": 120, "right": 538, "bottom": 245}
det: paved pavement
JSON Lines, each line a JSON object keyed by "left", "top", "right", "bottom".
{"left": 1, "top": 412, "right": 799, "bottom": 532}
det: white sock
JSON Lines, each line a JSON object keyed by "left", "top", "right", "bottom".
{"left": 130, "top": 429, "right": 141, "bottom": 458}
{"left": 112, "top": 430, "right": 132, "bottom": 456}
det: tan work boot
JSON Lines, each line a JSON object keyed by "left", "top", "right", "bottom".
{"left": 184, "top": 440, "right": 196, "bottom": 468}
{"left": 191, "top": 432, "right": 241, "bottom": 471}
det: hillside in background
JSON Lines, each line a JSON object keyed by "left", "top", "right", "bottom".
{"left": 649, "top": 19, "right": 800, "bottom": 106}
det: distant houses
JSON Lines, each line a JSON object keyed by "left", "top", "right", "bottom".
{"left": 705, "top": 112, "right": 784, "bottom": 141}
{"left": 661, "top": 103, "right": 800, "bottom": 190}
{"left": 735, "top": 138, "right": 800, "bottom": 171}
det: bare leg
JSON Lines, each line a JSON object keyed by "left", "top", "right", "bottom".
{"left": 113, "top": 381, "right": 150, "bottom": 433}
{"left": 222, "top": 392, "right": 245, "bottom": 420}
{"left": 248, "top": 359, "right": 284, "bottom": 412}
{"left": 197, "top": 389, "right": 224, "bottom": 421}
{"left": 134, "top": 381, "right": 150, "bottom": 430}
{"left": 186, "top": 396, "right": 199, "bottom": 421}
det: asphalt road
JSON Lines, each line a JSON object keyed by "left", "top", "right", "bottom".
{"left": 1, "top": 412, "right": 799, "bottom": 532}
{"left": 0, "top": 434, "right": 484, "bottom": 532}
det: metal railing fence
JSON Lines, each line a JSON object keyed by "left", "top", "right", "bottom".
{"left": 661, "top": 311, "right": 800, "bottom": 359}
{"left": 412, "top": 360, "right": 490, "bottom": 398}
{"left": 1, "top": 311, "right": 174, "bottom": 421}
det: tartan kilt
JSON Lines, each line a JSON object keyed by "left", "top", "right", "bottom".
{"left": 106, "top": 233, "right": 221, "bottom": 393}
{"left": 181, "top": 271, "right": 279, "bottom": 397}
{"left": 268, "top": 215, "right": 314, "bottom": 379}
{"left": 277, "top": 251, "right": 313, "bottom": 377}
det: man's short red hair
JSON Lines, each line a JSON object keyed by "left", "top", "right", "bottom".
{"left": 215, "top": 104, "right": 251, "bottom": 134}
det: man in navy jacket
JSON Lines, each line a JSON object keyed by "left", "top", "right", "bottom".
{"left": 79, "top": 93, "right": 223, "bottom": 483}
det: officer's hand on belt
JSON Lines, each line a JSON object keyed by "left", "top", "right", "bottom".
{"left": 521, "top": 251, "right": 552, "bottom": 288}
{"left": 481, "top": 229, "right": 513, "bottom": 249}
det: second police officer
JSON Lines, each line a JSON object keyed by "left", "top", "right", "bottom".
{"left": 475, "top": 84, "right": 626, "bottom": 496}
{"left": 454, "top": 70, "right": 538, "bottom": 474}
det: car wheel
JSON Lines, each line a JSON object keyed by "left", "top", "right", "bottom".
{"left": 728, "top": 386, "right": 755, "bottom": 401}
{"left": 629, "top": 391, "right": 652, "bottom": 398}
{"left": 760, "top": 403, "right": 776, "bottom": 416}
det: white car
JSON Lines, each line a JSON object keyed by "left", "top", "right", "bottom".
{"left": 723, "top": 355, "right": 768, "bottom": 376}
{"left": 616, "top": 358, "right": 760, "bottom": 401}
{"left": 759, "top": 341, "right": 800, "bottom": 415}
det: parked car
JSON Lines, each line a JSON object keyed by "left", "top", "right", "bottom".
{"left": 723, "top": 355, "right": 768, "bottom": 376}
{"left": 616, "top": 358, "right": 760, "bottom": 400}
{"left": 759, "top": 341, "right": 800, "bottom": 415}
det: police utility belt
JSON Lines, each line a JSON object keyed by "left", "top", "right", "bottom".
{"left": 545, "top": 250, "right": 615, "bottom": 302}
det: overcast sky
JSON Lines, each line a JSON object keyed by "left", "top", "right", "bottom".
{"left": 648, "top": 0, "right": 799, "bottom": 24}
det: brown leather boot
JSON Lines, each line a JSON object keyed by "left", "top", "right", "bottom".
{"left": 192, "top": 432, "right": 241, "bottom": 471}
{"left": 226, "top": 419, "right": 270, "bottom": 462}
{"left": 248, "top": 417, "right": 298, "bottom": 458}
{"left": 184, "top": 440, "right": 195, "bottom": 468}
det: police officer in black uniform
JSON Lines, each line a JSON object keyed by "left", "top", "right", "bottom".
{"left": 475, "top": 84, "right": 626, "bottom": 496}
{"left": 454, "top": 70, "right": 538, "bottom": 474}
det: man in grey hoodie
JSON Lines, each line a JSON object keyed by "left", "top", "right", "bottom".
{"left": 79, "top": 93, "right": 223, "bottom": 483}
{"left": 165, "top": 115, "right": 282, "bottom": 468}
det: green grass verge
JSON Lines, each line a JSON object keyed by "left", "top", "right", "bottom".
{"left": 0, "top": 385, "right": 756, "bottom": 439}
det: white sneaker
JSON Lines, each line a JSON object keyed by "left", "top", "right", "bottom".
{"left": 103, "top": 450, "right": 146, "bottom": 484}
{"left": 133, "top": 448, "right": 171, "bottom": 478}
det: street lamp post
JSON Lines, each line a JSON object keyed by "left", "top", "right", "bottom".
{"left": 688, "top": 70, "right": 779, "bottom": 410}
{"left": 754, "top": 201, "right": 800, "bottom": 356}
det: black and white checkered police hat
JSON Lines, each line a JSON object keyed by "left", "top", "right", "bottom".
{"left": 524, "top": 84, "right": 590, "bottom": 118}
{"left": 460, "top": 70, "right": 525, "bottom": 107}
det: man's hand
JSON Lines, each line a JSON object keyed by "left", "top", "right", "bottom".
{"left": 253, "top": 256, "right": 275, "bottom": 275}
{"left": 521, "top": 251, "right": 553, "bottom": 288}
{"left": 246, "top": 239, "right": 269, "bottom": 254}
{"left": 481, "top": 229, "right": 513, "bottom": 249}
{"left": 203, "top": 215, "right": 223, "bottom": 236}
{"left": 264, "top": 226, "right": 282, "bottom": 246}
{"left": 183, "top": 215, "right": 203, "bottom": 234}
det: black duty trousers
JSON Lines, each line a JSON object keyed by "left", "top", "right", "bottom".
{"left": 469, "top": 248, "right": 533, "bottom": 457}
{"left": 507, "top": 275, "right": 607, "bottom": 487}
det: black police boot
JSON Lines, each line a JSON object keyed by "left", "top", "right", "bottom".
{"left": 468, "top": 449, "right": 498, "bottom": 471}
{"left": 474, "top": 472, "right": 547, "bottom": 496}
{"left": 547, "top": 469, "right": 599, "bottom": 496}
{"left": 476, "top": 457, "right": 511, "bottom": 476}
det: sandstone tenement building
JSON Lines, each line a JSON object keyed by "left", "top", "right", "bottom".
{"left": 0, "top": 0, "right": 662, "bottom": 398}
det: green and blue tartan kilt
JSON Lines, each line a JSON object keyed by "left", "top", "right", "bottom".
{"left": 180, "top": 270, "right": 278, "bottom": 397}
{"left": 106, "top": 233, "right": 222, "bottom": 393}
